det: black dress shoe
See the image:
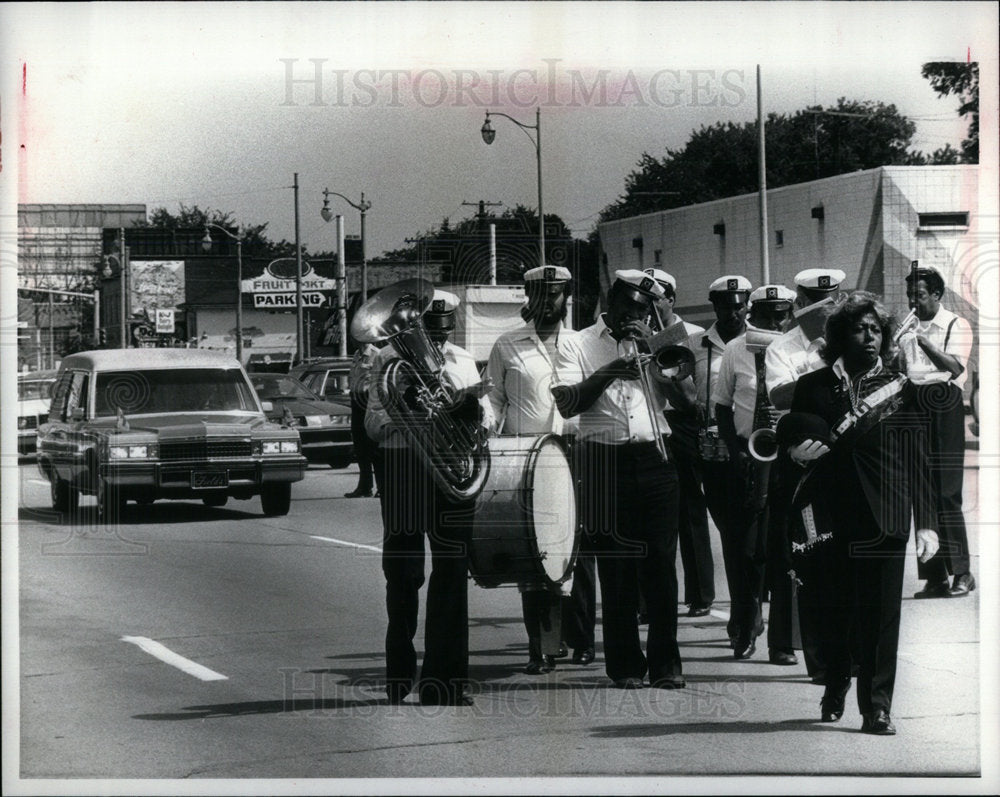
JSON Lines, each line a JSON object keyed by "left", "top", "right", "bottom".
{"left": 613, "top": 677, "right": 644, "bottom": 690}
{"left": 687, "top": 604, "right": 712, "bottom": 618}
{"left": 420, "top": 693, "right": 474, "bottom": 707}
{"left": 650, "top": 674, "right": 686, "bottom": 690}
{"left": 524, "top": 656, "right": 555, "bottom": 675}
{"left": 820, "top": 680, "right": 851, "bottom": 722}
{"left": 734, "top": 633, "right": 756, "bottom": 660}
{"left": 950, "top": 573, "right": 976, "bottom": 596}
{"left": 344, "top": 488, "right": 373, "bottom": 498}
{"left": 572, "top": 647, "right": 595, "bottom": 666}
{"left": 768, "top": 648, "right": 798, "bottom": 666}
{"left": 386, "top": 682, "right": 411, "bottom": 705}
{"left": 861, "top": 709, "right": 896, "bottom": 735}
{"left": 914, "top": 579, "right": 951, "bottom": 599}
{"left": 554, "top": 641, "right": 569, "bottom": 658}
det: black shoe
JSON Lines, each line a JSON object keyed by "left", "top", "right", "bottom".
{"left": 820, "top": 680, "right": 851, "bottom": 722}
{"left": 650, "top": 674, "right": 686, "bottom": 690}
{"left": 950, "top": 573, "right": 976, "bottom": 596}
{"left": 914, "top": 579, "right": 951, "bottom": 599}
{"left": 572, "top": 647, "right": 595, "bottom": 666}
{"left": 768, "top": 648, "right": 798, "bottom": 666}
{"left": 524, "top": 656, "right": 555, "bottom": 675}
{"left": 734, "top": 632, "right": 757, "bottom": 660}
{"left": 344, "top": 488, "right": 373, "bottom": 498}
{"left": 687, "top": 604, "right": 712, "bottom": 618}
{"left": 419, "top": 690, "right": 474, "bottom": 707}
{"left": 386, "top": 682, "right": 410, "bottom": 705}
{"left": 613, "top": 677, "right": 644, "bottom": 690}
{"left": 861, "top": 709, "right": 896, "bottom": 735}
{"left": 554, "top": 641, "right": 569, "bottom": 658}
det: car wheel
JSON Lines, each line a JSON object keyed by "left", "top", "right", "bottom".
{"left": 51, "top": 478, "right": 79, "bottom": 514}
{"left": 202, "top": 494, "right": 229, "bottom": 507}
{"left": 260, "top": 483, "right": 292, "bottom": 516}
{"left": 96, "top": 474, "right": 124, "bottom": 525}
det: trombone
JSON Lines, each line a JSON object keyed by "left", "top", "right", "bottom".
{"left": 622, "top": 333, "right": 671, "bottom": 463}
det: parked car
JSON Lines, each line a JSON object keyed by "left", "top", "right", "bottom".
{"left": 249, "top": 373, "right": 354, "bottom": 468}
{"left": 17, "top": 370, "right": 58, "bottom": 457}
{"left": 36, "top": 349, "right": 306, "bottom": 522}
{"left": 288, "top": 356, "right": 354, "bottom": 408}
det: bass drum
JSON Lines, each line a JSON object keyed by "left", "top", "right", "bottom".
{"left": 469, "top": 434, "right": 578, "bottom": 588}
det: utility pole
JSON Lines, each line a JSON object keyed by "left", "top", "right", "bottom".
{"left": 462, "top": 200, "right": 503, "bottom": 284}
{"left": 461, "top": 199, "right": 503, "bottom": 230}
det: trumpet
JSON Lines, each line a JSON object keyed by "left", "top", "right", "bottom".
{"left": 622, "top": 333, "right": 670, "bottom": 463}
{"left": 892, "top": 309, "right": 919, "bottom": 344}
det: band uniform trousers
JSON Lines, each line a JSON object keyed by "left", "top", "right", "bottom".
{"left": 578, "top": 441, "right": 682, "bottom": 683}
{"left": 380, "top": 445, "right": 474, "bottom": 701}
{"left": 350, "top": 395, "right": 376, "bottom": 494}
{"left": 559, "top": 438, "right": 597, "bottom": 654}
{"left": 915, "top": 382, "right": 971, "bottom": 580}
{"left": 764, "top": 454, "right": 804, "bottom": 655}
{"left": 665, "top": 413, "right": 716, "bottom": 609}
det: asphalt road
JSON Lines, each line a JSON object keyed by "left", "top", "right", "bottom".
{"left": 11, "top": 457, "right": 986, "bottom": 787}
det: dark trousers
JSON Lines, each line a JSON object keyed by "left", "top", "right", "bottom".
{"left": 916, "top": 383, "right": 971, "bottom": 581}
{"left": 804, "top": 531, "right": 907, "bottom": 715}
{"left": 562, "top": 548, "right": 597, "bottom": 652}
{"left": 722, "top": 441, "right": 767, "bottom": 642}
{"left": 669, "top": 440, "right": 716, "bottom": 607}
{"left": 765, "top": 457, "right": 801, "bottom": 653}
{"left": 381, "top": 446, "right": 473, "bottom": 701}
{"left": 579, "top": 441, "right": 681, "bottom": 683}
{"left": 350, "top": 397, "right": 375, "bottom": 493}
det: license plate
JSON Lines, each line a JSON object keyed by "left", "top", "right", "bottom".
{"left": 192, "top": 471, "right": 228, "bottom": 488}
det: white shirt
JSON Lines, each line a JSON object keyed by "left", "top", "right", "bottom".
{"left": 712, "top": 332, "right": 759, "bottom": 440}
{"left": 555, "top": 315, "right": 669, "bottom": 444}
{"left": 485, "top": 322, "right": 568, "bottom": 435}
{"left": 689, "top": 323, "right": 730, "bottom": 418}
{"left": 365, "top": 340, "right": 494, "bottom": 447}
{"left": 899, "top": 306, "right": 973, "bottom": 390}
{"left": 765, "top": 325, "right": 826, "bottom": 401}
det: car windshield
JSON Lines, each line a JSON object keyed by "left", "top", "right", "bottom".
{"left": 252, "top": 376, "right": 318, "bottom": 401}
{"left": 94, "top": 369, "right": 259, "bottom": 416}
{"left": 19, "top": 380, "right": 53, "bottom": 401}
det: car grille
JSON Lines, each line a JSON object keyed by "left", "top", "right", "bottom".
{"left": 159, "top": 440, "right": 253, "bottom": 461}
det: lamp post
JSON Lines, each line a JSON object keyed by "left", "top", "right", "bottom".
{"left": 321, "top": 189, "right": 372, "bottom": 301}
{"left": 481, "top": 107, "right": 545, "bottom": 269}
{"left": 201, "top": 223, "right": 245, "bottom": 364}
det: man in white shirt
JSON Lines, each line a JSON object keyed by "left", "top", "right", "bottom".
{"left": 644, "top": 268, "right": 716, "bottom": 618}
{"left": 553, "top": 270, "right": 684, "bottom": 690}
{"left": 900, "top": 265, "right": 976, "bottom": 598}
{"left": 485, "top": 265, "right": 596, "bottom": 672}
{"left": 763, "top": 267, "right": 845, "bottom": 683}
{"left": 713, "top": 284, "right": 795, "bottom": 662}
{"left": 365, "top": 287, "right": 494, "bottom": 706}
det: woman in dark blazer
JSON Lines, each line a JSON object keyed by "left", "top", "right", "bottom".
{"left": 783, "top": 291, "right": 939, "bottom": 736}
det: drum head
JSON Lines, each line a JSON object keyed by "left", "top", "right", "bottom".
{"left": 529, "top": 438, "right": 577, "bottom": 583}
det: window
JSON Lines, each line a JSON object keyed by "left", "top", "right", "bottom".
{"left": 653, "top": 250, "right": 662, "bottom": 264}
{"left": 50, "top": 372, "right": 73, "bottom": 421}
{"left": 775, "top": 230, "right": 784, "bottom": 248}
{"left": 918, "top": 212, "right": 969, "bottom": 231}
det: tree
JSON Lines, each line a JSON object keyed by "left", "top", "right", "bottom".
{"left": 921, "top": 62, "right": 978, "bottom": 162}
{"left": 140, "top": 204, "right": 298, "bottom": 258}
{"left": 599, "top": 98, "right": 920, "bottom": 224}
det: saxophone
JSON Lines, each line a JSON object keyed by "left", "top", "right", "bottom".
{"left": 745, "top": 327, "right": 781, "bottom": 511}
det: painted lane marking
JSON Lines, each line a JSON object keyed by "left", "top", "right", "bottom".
{"left": 310, "top": 535, "right": 382, "bottom": 554}
{"left": 709, "top": 608, "right": 731, "bottom": 621}
{"left": 121, "top": 636, "right": 228, "bottom": 681}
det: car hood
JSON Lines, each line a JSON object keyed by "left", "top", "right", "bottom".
{"left": 87, "top": 413, "right": 277, "bottom": 437}
{"left": 265, "top": 398, "right": 348, "bottom": 417}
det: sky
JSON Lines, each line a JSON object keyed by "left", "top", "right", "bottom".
{"left": 3, "top": 1, "right": 997, "bottom": 259}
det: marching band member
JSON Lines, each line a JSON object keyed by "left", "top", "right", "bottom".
{"left": 553, "top": 270, "right": 685, "bottom": 690}
{"left": 713, "top": 284, "right": 795, "bottom": 660}
{"left": 688, "top": 275, "right": 752, "bottom": 648}
{"left": 365, "top": 289, "right": 494, "bottom": 706}
{"left": 645, "top": 268, "right": 716, "bottom": 619}
{"left": 898, "top": 265, "right": 976, "bottom": 599}
{"left": 485, "top": 266, "right": 595, "bottom": 673}
{"left": 346, "top": 341, "right": 380, "bottom": 498}
{"left": 782, "top": 291, "right": 937, "bottom": 734}
{"left": 764, "top": 267, "right": 845, "bottom": 681}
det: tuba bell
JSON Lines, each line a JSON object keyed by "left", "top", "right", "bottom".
{"left": 350, "top": 278, "right": 491, "bottom": 502}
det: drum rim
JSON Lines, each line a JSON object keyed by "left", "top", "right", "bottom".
{"left": 521, "top": 434, "right": 578, "bottom": 586}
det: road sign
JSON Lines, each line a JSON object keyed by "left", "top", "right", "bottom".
{"left": 252, "top": 292, "right": 327, "bottom": 308}
{"left": 155, "top": 309, "right": 175, "bottom": 334}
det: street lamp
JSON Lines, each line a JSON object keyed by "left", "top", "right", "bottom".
{"left": 201, "top": 223, "right": 245, "bottom": 363}
{"left": 480, "top": 107, "right": 545, "bottom": 269}
{"left": 321, "top": 189, "right": 372, "bottom": 301}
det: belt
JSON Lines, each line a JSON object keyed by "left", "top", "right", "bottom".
{"left": 582, "top": 439, "right": 673, "bottom": 462}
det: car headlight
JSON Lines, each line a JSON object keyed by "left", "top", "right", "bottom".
{"left": 109, "top": 444, "right": 157, "bottom": 459}
{"left": 329, "top": 414, "right": 350, "bottom": 425}
{"left": 261, "top": 440, "right": 300, "bottom": 455}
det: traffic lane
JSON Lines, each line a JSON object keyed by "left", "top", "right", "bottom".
{"left": 18, "top": 466, "right": 391, "bottom": 777}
